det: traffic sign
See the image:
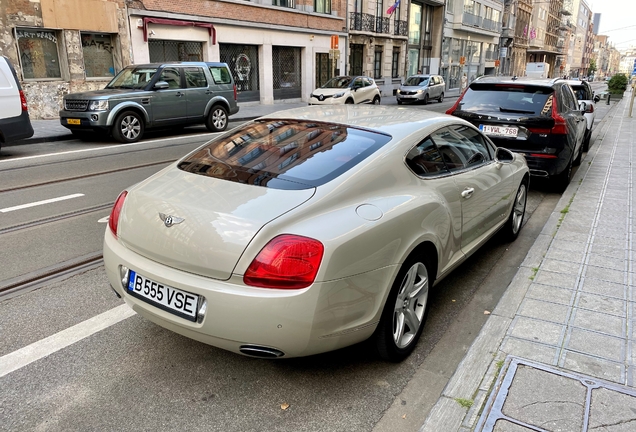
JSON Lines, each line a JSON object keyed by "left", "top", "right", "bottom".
{"left": 329, "top": 49, "right": 340, "bottom": 60}
{"left": 494, "top": 60, "right": 500, "bottom": 67}
{"left": 459, "top": 56, "right": 466, "bottom": 66}
{"left": 331, "top": 35, "right": 339, "bottom": 50}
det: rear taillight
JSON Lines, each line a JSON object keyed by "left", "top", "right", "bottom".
{"left": 108, "top": 191, "right": 128, "bottom": 238}
{"left": 243, "top": 234, "right": 324, "bottom": 289}
{"left": 233, "top": 84, "right": 237, "bottom": 101}
{"left": 19, "top": 90, "right": 28, "bottom": 111}
{"left": 550, "top": 93, "right": 568, "bottom": 135}
{"left": 587, "top": 104, "right": 594, "bottom": 113}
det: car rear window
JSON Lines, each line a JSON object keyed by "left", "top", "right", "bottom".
{"left": 177, "top": 120, "right": 391, "bottom": 189}
{"left": 459, "top": 84, "right": 554, "bottom": 116}
{"left": 209, "top": 66, "right": 231, "bottom": 84}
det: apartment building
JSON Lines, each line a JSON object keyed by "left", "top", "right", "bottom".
{"left": 441, "top": 0, "right": 503, "bottom": 90}
{"left": 500, "top": 0, "right": 532, "bottom": 76}
{"left": 526, "top": 0, "right": 563, "bottom": 77}
{"left": 0, "top": 0, "right": 131, "bottom": 119}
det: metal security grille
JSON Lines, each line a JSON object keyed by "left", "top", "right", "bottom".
{"left": 149, "top": 40, "right": 202, "bottom": 62}
{"left": 315, "top": 53, "right": 333, "bottom": 88}
{"left": 220, "top": 43, "right": 260, "bottom": 102}
{"left": 273, "top": 46, "right": 301, "bottom": 100}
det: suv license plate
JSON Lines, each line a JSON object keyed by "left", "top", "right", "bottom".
{"left": 67, "top": 119, "right": 81, "bottom": 125}
{"left": 480, "top": 125, "right": 518, "bottom": 137}
{"left": 127, "top": 270, "right": 199, "bottom": 322}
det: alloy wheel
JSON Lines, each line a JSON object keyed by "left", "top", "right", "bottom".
{"left": 511, "top": 184, "right": 526, "bottom": 235}
{"left": 212, "top": 108, "right": 227, "bottom": 130}
{"left": 120, "top": 115, "right": 141, "bottom": 141}
{"left": 392, "top": 262, "right": 429, "bottom": 349}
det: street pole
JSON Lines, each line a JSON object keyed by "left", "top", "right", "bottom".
{"left": 629, "top": 81, "right": 635, "bottom": 118}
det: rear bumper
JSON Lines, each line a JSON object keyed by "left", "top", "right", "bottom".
{"left": 0, "top": 110, "right": 34, "bottom": 143}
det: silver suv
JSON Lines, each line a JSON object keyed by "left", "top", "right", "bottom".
{"left": 60, "top": 62, "right": 239, "bottom": 143}
{"left": 396, "top": 74, "right": 445, "bottom": 105}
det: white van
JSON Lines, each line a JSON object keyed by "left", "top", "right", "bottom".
{"left": 0, "top": 56, "right": 34, "bottom": 150}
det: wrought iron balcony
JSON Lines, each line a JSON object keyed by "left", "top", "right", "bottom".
{"left": 394, "top": 19, "right": 407, "bottom": 36}
{"left": 349, "top": 12, "right": 390, "bottom": 34}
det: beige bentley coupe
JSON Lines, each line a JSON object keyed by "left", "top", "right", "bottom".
{"left": 104, "top": 105, "right": 529, "bottom": 361}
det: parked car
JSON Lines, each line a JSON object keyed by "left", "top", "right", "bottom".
{"left": 564, "top": 79, "right": 596, "bottom": 151}
{"left": 60, "top": 62, "right": 239, "bottom": 143}
{"left": 0, "top": 56, "right": 34, "bottom": 151}
{"left": 396, "top": 74, "right": 445, "bottom": 105}
{"left": 446, "top": 77, "right": 587, "bottom": 191}
{"left": 103, "top": 105, "right": 529, "bottom": 361}
{"left": 309, "top": 76, "right": 381, "bottom": 105}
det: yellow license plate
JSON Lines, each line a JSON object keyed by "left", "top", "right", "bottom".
{"left": 67, "top": 119, "right": 81, "bottom": 125}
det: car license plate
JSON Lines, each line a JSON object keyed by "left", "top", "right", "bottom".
{"left": 67, "top": 119, "right": 81, "bottom": 125}
{"left": 480, "top": 125, "right": 518, "bottom": 137}
{"left": 127, "top": 270, "right": 199, "bottom": 322}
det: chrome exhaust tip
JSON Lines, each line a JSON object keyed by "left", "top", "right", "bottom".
{"left": 529, "top": 169, "right": 550, "bottom": 177}
{"left": 239, "top": 345, "right": 285, "bottom": 358}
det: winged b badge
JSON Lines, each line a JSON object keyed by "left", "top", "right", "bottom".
{"left": 159, "top": 213, "right": 184, "bottom": 228}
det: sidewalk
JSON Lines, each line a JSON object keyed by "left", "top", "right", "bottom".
{"left": 10, "top": 88, "right": 461, "bottom": 146}
{"left": 421, "top": 95, "right": 636, "bottom": 431}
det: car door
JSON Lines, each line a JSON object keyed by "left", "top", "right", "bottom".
{"left": 430, "top": 76, "right": 440, "bottom": 98}
{"left": 430, "top": 125, "right": 514, "bottom": 253}
{"left": 153, "top": 66, "right": 187, "bottom": 124}
{"left": 351, "top": 77, "right": 365, "bottom": 103}
{"left": 183, "top": 66, "right": 210, "bottom": 121}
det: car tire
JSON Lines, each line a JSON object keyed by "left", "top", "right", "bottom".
{"left": 373, "top": 95, "right": 381, "bottom": 105}
{"left": 502, "top": 181, "right": 528, "bottom": 241}
{"left": 112, "top": 111, "right": 144, "bottom": 143}
{"left": 374, "top": 254, "right": 432, "bottom": 362}
{"left": 554, "top": 156, "right": 573, "bottom": 193}
{"left": 397, "top": 100, "right": 403, "bottom": 105}
{"left": 205, "top": 105, "right": 228, "bottom": 132}
{"left": 438, "top": 92, "right": 444, "bottom": 103}
{"left": 582, "top": 129, "right": 592, "bottom": 152}
{"left": 422, "top": 93, "right": 429, "bottom": 105}
{"left": 573, "top": 144, "right": 583, "bottom": 166}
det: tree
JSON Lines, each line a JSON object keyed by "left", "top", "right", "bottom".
{"left": 608, "top": 73, "right": 628, "bottom": 94}
{"left": 588, "top": 58, "right": 597, "bottom": 75}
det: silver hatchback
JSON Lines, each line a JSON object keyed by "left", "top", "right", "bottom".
{"left": 396, "top": 75, "right": 445, "bottom": 105}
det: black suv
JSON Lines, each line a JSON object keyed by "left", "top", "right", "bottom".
{"left": 446, "top": 77, "right": 587, "bottom": 191}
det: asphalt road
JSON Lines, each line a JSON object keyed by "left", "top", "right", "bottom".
{"left": 0, "top": 95, "right": 607, "bottom": 431}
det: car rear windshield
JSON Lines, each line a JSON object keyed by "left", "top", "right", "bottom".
{"left": 458, "top": 84, "right": 554, "bottom": 116}
{"left": 404, "top": 77, "right": 429, "bottom": 86}
{"left": 177, "top": 120, "right": 391, "bottom": 190}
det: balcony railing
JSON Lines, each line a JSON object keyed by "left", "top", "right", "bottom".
{"left": 349, "top": 12, "right": 390, "bottom": 34}
{"left": 484, "top": 50, "right": 498, "bottom": 61}
{"left": 482, "top": 18, "right": 501, "bottom": 33}
{"left": 462, "top": 12, "right": 483, "bottom": 28}
{"left": 394, "top": 19, "right": 408, "bottom": 36}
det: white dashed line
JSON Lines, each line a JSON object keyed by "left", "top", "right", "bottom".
{"left": 0, "top": 193, "right": 85, "bottom": 213}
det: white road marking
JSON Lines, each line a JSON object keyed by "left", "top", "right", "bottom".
{"left": 0, "top": 304, "right": 136, "bottom": 378}
{"left": 0, "top": 132, "right": 218, "bottom": 164}
{"left": 0, "top": 193, "right": 85, "bottom": 213}
{"left": 98, "top": 216, "right": 110, "bottom": 223}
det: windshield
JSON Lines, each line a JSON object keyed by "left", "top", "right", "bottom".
{"left": 178, "top": 119, "right": 391, "bottom": 190}
{"left": 404, "top": 77, "right": 429, "bottom": 86}
{"left": 458, "top": 84, "right": 554, "bottom": 116}
{"left": 321, "top": 77, "right": 352, "bottom": 89}
{"left": 106, "top": 67, "right": 158, "bottom": 89}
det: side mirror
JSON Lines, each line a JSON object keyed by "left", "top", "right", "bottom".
{"left": 593, "top": 95, "right": 601, "bottom": 103}
{"left": 495, "top": 147, "right": 515, "bottom": 164}
{"left": 154, "top": 81, "right": 170, "bottom": 90}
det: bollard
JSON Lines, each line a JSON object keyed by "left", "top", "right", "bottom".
{"left": 607, "top": 93, "right": 611, "bottom": 105}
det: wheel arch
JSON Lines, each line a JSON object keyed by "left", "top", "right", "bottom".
{"left": 205, "top": 96, "right": 231, "bottom": 117}
{"left": 107, "top": 103, "right": 150, "bottom": 126}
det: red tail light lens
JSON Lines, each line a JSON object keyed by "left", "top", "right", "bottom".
{"left": 109, "top": 191, "right": 128, "bottom": 238}
{"left": 587, "top": 104, "right": 594, "bottom": 113}
{"left": 19, "top": 90, "right": 28, "bottom": 111}
{"left": 550, "top": 93, "right": 568, "bottom": 135}
{"left": 244, "top": 234, "right": 324, "bottom": 289}
{"left": 233, "top": 84, "right": 237, "bottom": 101}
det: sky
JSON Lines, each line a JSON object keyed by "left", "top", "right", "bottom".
{"left": 588, "top": 0, "right": 635, "bottom": 50}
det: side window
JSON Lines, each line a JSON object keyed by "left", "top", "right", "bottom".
{"left": 159, "top": 67, "right": 181, "bottom": 89}
{"left": 209, "top": 66, "right": 232, "bottom": 84}
{"left": 405, "top": 137, "right": 449, "bottom": 176}
{"left": 353, "top": 77, "right": 363, "bottom": 88}
{"left": 584, "top": 83, "right": 593, "bottom": 100}
{"left": 456, "top": 125, "right": 493, "bottom": 164}
{"left": 430, "top": 126, "right": 489, "bottom": 171}
{"left": 184, "top": 67, "right": 208, "bottom": 88}
{"left": 561, "top": 86, "right": 577, "bottom": 110}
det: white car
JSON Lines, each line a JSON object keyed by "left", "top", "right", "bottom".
{"left": 104, "top": 105, "right": 529, "bottom": 361}
{"left": 309, "top": 75, "right": 381, "bottom": 105}
{"left": 565, "top": 79, "right": 596, "bottom": 151}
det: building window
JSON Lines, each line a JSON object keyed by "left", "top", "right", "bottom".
{"left": 409, "top": 3, "right": 422, "bottom": 45}
{"left": 315, "top": 0, "right": 331, "bottom": 13}
{"left": 273, "top": 0, "right": 295, "bottom": 8}
{"left": 392, "top": 48, "right": 400, "bottom": 78}
{"left": 81, "top": 33, "right": 115, "bottom": 78}
{"left": 374, "top": 47, "right": 382, "bottom": 79}
{"left": 464, "top": 0, "right": 475, "bottom": 15}
{"left": 273, "top": 46, "right": 301, "bottom": 100}
{"left": 16, "top": 28, "right": 62, "bottom": 79}
{"left": 149, "top": 40, "right": 203, "bottom": 62}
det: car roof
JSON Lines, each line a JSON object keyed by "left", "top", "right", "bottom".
{"left": 124, "top": 61, "right": 218, "bottom": 68}
{"left": 470, "top": 76, "right": 565, "bottom": 88}
{"left": 259, "top": 105, "right": 466, "bottom": 141}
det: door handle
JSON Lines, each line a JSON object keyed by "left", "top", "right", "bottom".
{"left": 176, "top": 92, "right": 184, "bottom": 97}
{"left": 205, "top": 90, "right": 213, "bottom": 95}
{"left": 461, "top": 188, "right": 475, "bottom": 198}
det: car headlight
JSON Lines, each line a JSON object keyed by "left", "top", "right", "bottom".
{"left": 416, "top": 90, "right": 424, "bottom": 94}
{"left": 397, "top": 89, "right": 402, "bottom": 94}
{"left": 88, "top": 100, "right": 109, "bottom": 111}
{"left": 333, "top": 92, "right": 345, "bottom": 98}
